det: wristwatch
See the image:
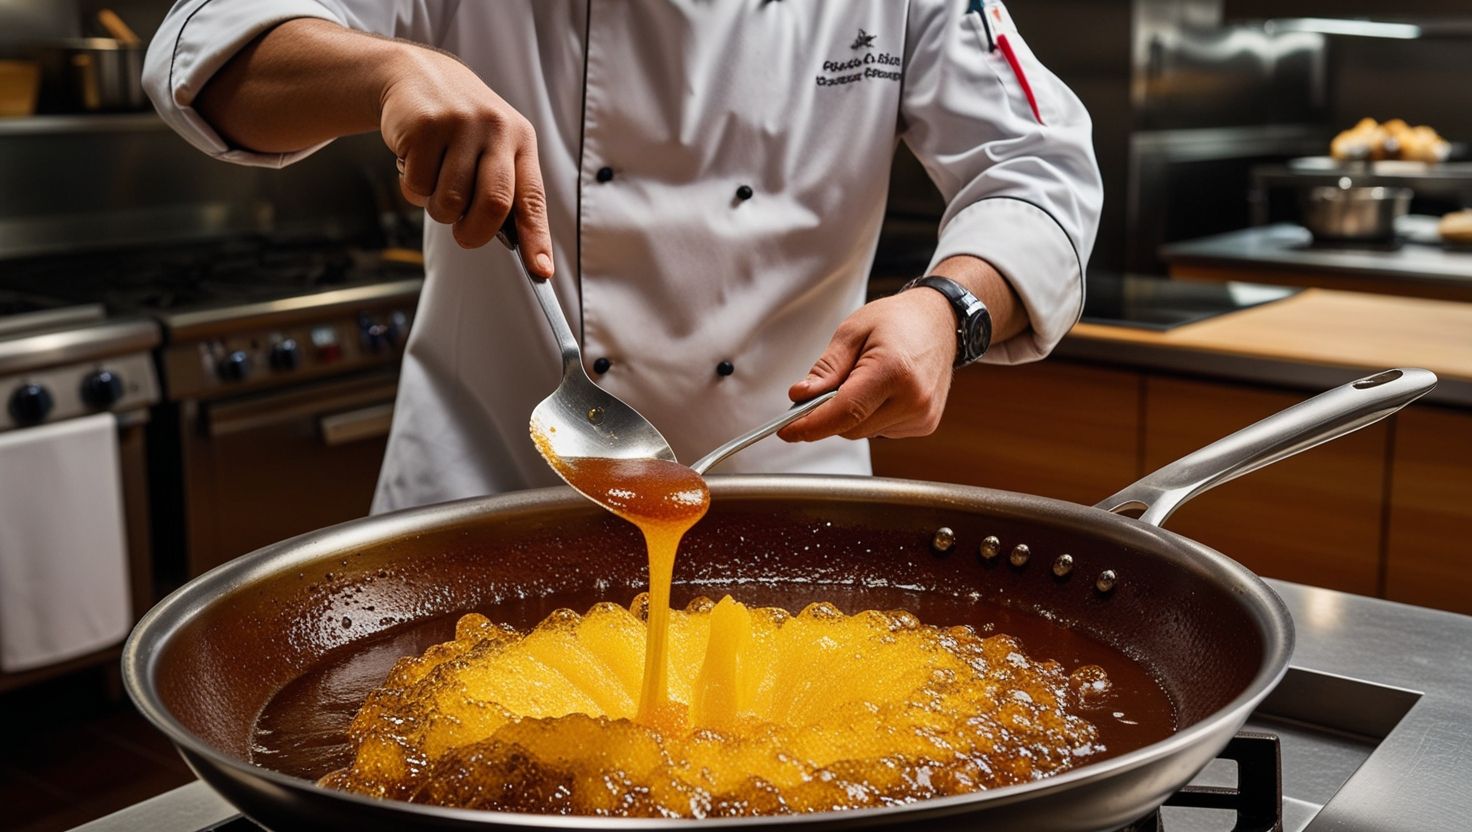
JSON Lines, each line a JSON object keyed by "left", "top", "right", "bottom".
{"left": 902, "top": 276, "right": 992, "bottom": 368}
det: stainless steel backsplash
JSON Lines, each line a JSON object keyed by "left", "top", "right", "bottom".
{"left": 0, "top": 124, "right": 409, "bottom": 260}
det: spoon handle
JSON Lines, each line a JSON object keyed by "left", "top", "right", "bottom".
{"left": 690, "top": 390, "right": 840, "bottom": 475}
{"left": 498, "top": 216, "right": 583, "bottom": 374}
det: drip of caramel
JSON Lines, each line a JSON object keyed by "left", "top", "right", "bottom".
{"left": 542, "top": 454, "right": 709, "bottom": 722}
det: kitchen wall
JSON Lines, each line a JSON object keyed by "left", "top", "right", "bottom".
{"left": 1224, "top": 0, "right": 1472, "bottom": 140}
{"left": 0, "top": 1, "right": 412, "bottom": 260}
{"left": 1326, "top": 38, "right": 1472, "bottom": 142}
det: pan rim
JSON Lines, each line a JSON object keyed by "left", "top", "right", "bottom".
{"left": 123, "top": 474, "right": 1295, "bottom": 828}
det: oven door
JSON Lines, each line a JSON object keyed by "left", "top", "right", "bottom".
{"left": 181, "top": 371, "right": 397, "bottom": 577}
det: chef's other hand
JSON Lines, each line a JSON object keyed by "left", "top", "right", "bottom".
{"left": 779, "top": 257, "right": 1024, "bottom": 442}
{"left": 779, "top": 288, "right": 957, "bottom": 442}
{"left": 381, "top": 49, "right": 553, "bottom": 273}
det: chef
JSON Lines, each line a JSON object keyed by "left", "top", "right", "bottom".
{"left": 145, "top": 1, "right": 1101, "bottom": 513}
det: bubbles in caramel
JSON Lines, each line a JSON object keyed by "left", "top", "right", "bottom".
{"left": 321, "top": 594, "right": 1110, "bottom": 816}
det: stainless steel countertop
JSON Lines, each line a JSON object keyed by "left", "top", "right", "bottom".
{"left": 1162, "top": 224, "right": 1472, "bottom": 285}
{"left": 73, "top": 579, "right": 1472, "bottom": 832}
{"left": 1264, "top": 581, "right": 1472, "bottom": 831}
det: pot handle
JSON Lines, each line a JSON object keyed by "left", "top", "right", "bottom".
{"left": 1095, "top": 368, "right": 1437, "bottom": 527}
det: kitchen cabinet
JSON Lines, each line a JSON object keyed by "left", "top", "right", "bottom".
{"left": 871, "top": 361, "right": 1143, "bottom": 505}
{"left": 1141, "top": 376, "right": 1387, "bottom": 595}
{"left": 1386, "top": 406, "right": 1472, "bottom": 614}
{"left": 880, "top": 362, "right": 1402, "bottom": 599}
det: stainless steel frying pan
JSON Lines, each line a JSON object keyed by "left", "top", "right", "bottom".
{"left": 123, "top": 367, "right": 1435, "bottom": 831}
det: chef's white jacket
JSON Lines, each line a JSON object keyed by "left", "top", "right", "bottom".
{"left": 146, "top": 0, "right": 1102, "bottom": 513}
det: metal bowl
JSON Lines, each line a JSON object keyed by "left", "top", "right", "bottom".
{"left": 31, "top": 37, "right": 146, "bottom": 113}
{"left": 1301, "top": 183, "right": 1413, "bottom": 243}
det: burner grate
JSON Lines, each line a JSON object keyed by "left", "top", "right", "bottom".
{"left": 1123, "top": 732, "right": 1283, "bottom": 832}
{"left": 1, "top": 239, "right": 402, "bottom": 315}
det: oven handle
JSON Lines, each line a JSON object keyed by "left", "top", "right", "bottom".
{"left": 318, "top": 403, "right": 395, "bottom": 447}
{"left": 204, "top": 377, "right": 398, "bottom": 439}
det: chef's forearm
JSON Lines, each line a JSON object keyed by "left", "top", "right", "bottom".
{"left": 196, "top": 18, "right": 409, "bottom": 154}
{"left": 929, "top": 255, "right": 1027, "bottom": 344}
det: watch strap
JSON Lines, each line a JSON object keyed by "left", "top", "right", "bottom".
{"left": 902, "top": 275, "right": 992, "bottom": 367}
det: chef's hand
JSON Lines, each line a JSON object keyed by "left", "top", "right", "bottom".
{"left": 779, "top": 256, "right": 1024, "bottom": 442}
{"left": 380, "top": 48, "right": 553, "bottom": 273}
{"left": 195, "top": 19, "right": 553, "bottom": 276}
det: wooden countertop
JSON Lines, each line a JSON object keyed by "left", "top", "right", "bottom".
{"left": 1058, "top": 288, "right": 1472, "bottom": 403}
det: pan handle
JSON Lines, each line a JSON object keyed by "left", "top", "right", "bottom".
{"left": 1095, "top": 368, "right": 1437, "bottom": 527}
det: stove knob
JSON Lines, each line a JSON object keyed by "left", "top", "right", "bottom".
{"left": 269, "top": 339, "right": 301, "bottom": 371}
{"left": 363, "top": 322, "right": 391, "bottom": 354}
{"left": 9, "top": 383, "right": 54, "bottom": 425}
{"left": 217, "top": 350, "right": 252, "bottom": 382}
{"left": 80, "top": 370, "right": 125, "bottom": 409}
{"left": 388, "top": 311, "right": 409, "bottom": 346}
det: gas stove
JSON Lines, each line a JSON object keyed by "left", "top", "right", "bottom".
{"left": 0, "top": 299, "right": 159, "bottom": 433}
{"left": 2, "top": 239, "right": 408, "bottom": 313}
{"left": 0, "top": 289, "right": 106, "bottom": 339}
{"left": 0, "top": 239, "right": 423, "bottom": 399}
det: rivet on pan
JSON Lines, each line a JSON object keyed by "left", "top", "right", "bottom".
{"left": 586, "top": 406, "right": 605, "bottom": 425}
{"left": 1096, "top": 570, "right": 1118, "bottom": 594}
{"left": 1009, "top": 544, "right": 1030, "bottom": 567}
{"left": 931, "top": 527, "right": 956, "bottom": 554}
{"left": 979, "top": 535, "right": 1001, "bottom": 560}
{"left": 1052, "top": 553, "right": 1074, "bottom": 577}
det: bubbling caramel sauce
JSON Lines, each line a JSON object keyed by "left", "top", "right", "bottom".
{"left": 299, "top": 442, "right": 1175, "bottom": 816}
{"left": 319, "top": 594, "right": 1117, "bottom": 815}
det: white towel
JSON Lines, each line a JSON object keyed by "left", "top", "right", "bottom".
{"left": 0, "top": 412, "right": 132, "bottom": 673}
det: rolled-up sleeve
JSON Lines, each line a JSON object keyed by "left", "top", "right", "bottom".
{"left": 143, "top": 0, "right": 452, "bottom": 169}
{"left": 901, "top": 0, "right": 1102, "bottom": 364}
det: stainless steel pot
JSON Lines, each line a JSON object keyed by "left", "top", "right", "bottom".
{"left": 32, "top": 38, "right": 146, "bottom": 113}
{"left": 1301, "top": 182, "right": 1413, "bottom": 243}
{"left": 123, "top": 368, "right": 1436, "bottom": 831}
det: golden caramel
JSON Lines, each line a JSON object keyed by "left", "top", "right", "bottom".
{"left": 321, "top": 595, "right": 1111, "bottom": 816}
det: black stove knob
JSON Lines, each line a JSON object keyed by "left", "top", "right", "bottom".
{"left": 269, "top": 339, "right": 301, "bottom": 371}
{"left": 9, "top": 383, "right": 54, "bottom": 425}
{"left": 217, "top": 350, "right": 252, "bottom": 382}
{"left": 388, "top": 311, "right": 409, "bottom": 346}
{"left": 362, "top": 321, "right": 392, "bottom": 353}
{"left": 80, "top": 370, "right": 125, "bottom": 409}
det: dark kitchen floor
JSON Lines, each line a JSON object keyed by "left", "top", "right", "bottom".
{"left": 0, "top": 666, "right": 194, "bottom": 832}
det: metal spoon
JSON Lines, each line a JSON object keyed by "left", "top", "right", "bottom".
{"left": 497, "top": 221, "right": 836, "bottom": 477}
{"left": 498, "top": 221, "right": 677, "bottom": 467}
{"left": 689, "top": 390, "right": 836, "bottom": 474}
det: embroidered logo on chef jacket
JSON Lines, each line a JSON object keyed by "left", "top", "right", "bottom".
{"left": 817, "top": 27, "right": 902, "bottom": 87}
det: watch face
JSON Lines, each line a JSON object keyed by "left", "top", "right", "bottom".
{"left": 961, "top": 315, "right": 985, "bottom": 361}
